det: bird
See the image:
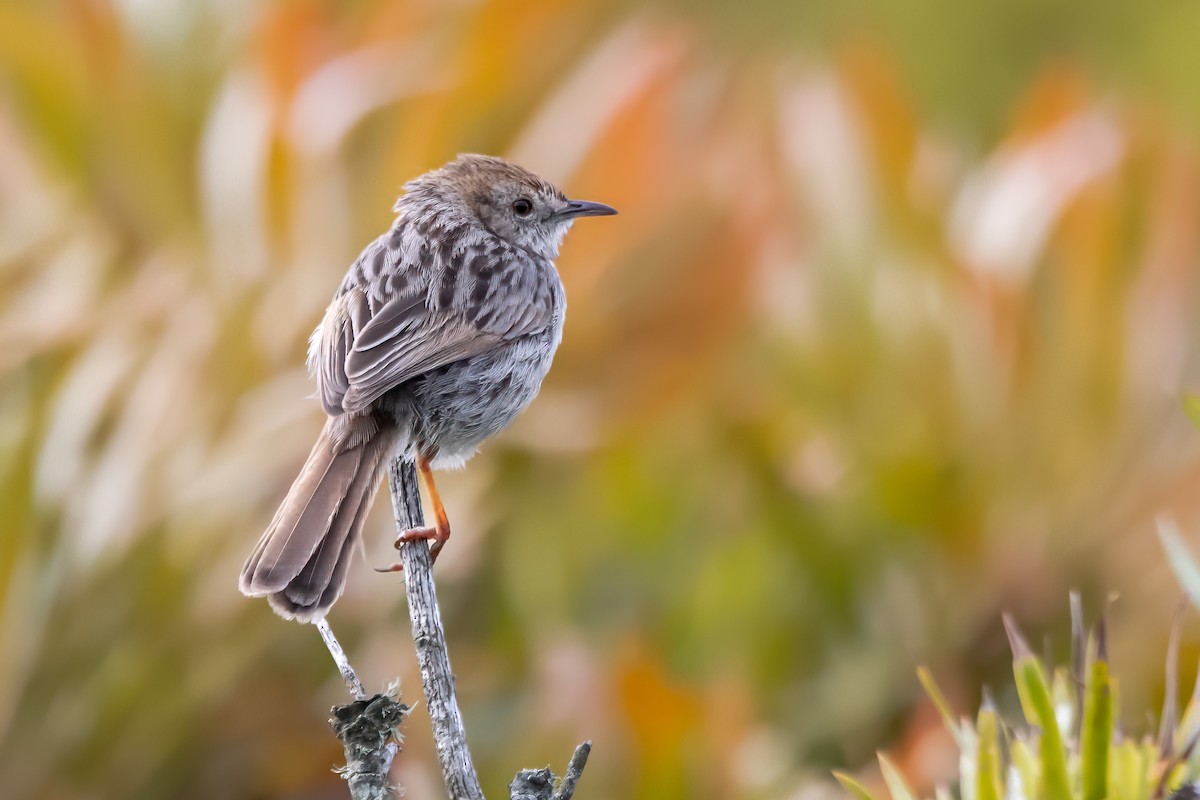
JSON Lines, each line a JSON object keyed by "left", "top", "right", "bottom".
{"left": 239, "top": 154, "right": 616, "bottom": 622}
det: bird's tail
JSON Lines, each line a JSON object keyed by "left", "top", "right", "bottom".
{"left": 239, "top": 417, "right": 394, "bottom": 622}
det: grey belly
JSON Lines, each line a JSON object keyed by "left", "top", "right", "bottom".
{"left": 392, "top": 334, "right": 555, "bottom": 469}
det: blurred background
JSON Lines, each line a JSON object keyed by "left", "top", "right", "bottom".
{"left": 4, "top": 0, "right": 1200, "bottom": 797}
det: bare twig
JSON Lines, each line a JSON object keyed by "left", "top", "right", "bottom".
{"left": 388, "top": 457, "right": 485, "bottom": 800}
{"left": 319, "top": 617, "right": 407, "bottom": 799}
{"left": 386, "top": 456, "right": 592, "bottom": 800}
{"left": 317, "top": 617, "right": 367, "bottom": 700}
{"left": 508, "top": 741, "right": 592, "bottom": 800}
{"left": 550, "top": 741, "right": 592, "bottom": 800}
{"left": 309, "top": 456, "right": 591, "bottom": 799}
{"left": 552, "top": 741, "right": 592, "bottom": 800}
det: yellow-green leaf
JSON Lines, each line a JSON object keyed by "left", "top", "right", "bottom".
{"left": 879, "top": 754, "right": 918, "bottom": 800}
{"left": 1052, "top": 667, "right": 1076, "bottom": 738}
{"left": 1012, "top": 737, "right": 1041, "bottom": 800}
{"left": 835, "top": 771, "right": 881, "bottom": 800}
{"left": 1014, "top": 654, "right": 1073, "bottom": 800}
{"left": 919, "top": 666, "right": 965, "bottom": 745}
{"left": 977, "top": 705, "right": 1004, "bottom": 800}
{"left": 1079, "top": 626, "right": 1112, "bottom": 800}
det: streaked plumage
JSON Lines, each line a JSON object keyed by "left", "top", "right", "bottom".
{"left": 239, "top": 154, "right": 616, "bottom": 622}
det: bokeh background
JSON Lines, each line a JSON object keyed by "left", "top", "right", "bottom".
{"left": 5, "top": 0, "right": 1200, "bottom": 798}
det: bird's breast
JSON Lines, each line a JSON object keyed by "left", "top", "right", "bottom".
{"left": 402, "top": 325, "right": 561, "bottom": 465}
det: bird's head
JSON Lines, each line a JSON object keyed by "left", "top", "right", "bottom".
{"left": 400, "top": 154, "right": 617, "bottom": 260}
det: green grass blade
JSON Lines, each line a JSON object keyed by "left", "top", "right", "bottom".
{"left": 1052, "top": 667, "right": 1076, "bottom": 742}
{"left": 977, "top": 704, "right": 1004, "bottom": 800}
{"left": 1140, "top": 738, "right": 1162, "bottom": 800}
{"left": 1110, "top": 739, "right": 1139, "bottom": 800}
{"left": 879, "top": 753, "right": 918, "bottom": 800}
{"left": 1005, "top": 615, "right": 1039, "bottom": 724}
{"left": 1011, "top": 737, "right": 1040, "bottom": 800}
{"left": 1079, "top": 622, "right": 1112, "bottom": 800}
{"left": 1012, "top": 646, "right": 1073, "bottom": 800}
{"left": 835, "top": 771, "right": 881, "bottom": 800}
{"left": 919, "top": 666, "right": 965, "bottom": 745}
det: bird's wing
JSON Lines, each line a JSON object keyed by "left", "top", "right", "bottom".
{"left": 313, "top": 230, "right": 554, "bottom": 416}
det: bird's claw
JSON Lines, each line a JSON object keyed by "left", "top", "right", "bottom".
{"left": 376, "top": 525, "right": 449, "bottom": 568}
{"left": 395, "top": 525, "right": 440, "bottom": 545}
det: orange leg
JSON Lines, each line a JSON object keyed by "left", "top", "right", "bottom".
{"left": 391, "top": 455, "right": 451, "bottom": 562}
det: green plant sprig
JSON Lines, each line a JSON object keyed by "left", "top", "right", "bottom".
{"left": 838, "top": 595, "right": 1198, "bottom": 800}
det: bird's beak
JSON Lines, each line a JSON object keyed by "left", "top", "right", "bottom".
{"left": 560, "top": 199, "right": 618, "bottom": 219}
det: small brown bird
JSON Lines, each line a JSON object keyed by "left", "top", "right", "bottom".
{"left": 239, "top": 154, "right": 616, "bottom": 622}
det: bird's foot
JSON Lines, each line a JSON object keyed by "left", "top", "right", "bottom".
{"left": 396, "top": 525, "right": 439, "bottom": 543}
{"left": 374, "top": 525, "right": 449, "bottom": 572}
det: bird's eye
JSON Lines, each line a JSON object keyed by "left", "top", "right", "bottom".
{"left": 512, "top": 198, "right": 533, "bottom": 217}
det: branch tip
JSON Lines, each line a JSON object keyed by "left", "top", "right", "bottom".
{"left": 552, "top": 741, "right": 593, "bottom": 800}
{"left": 329, "top": 692, "right": 410, "bottom": 800}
